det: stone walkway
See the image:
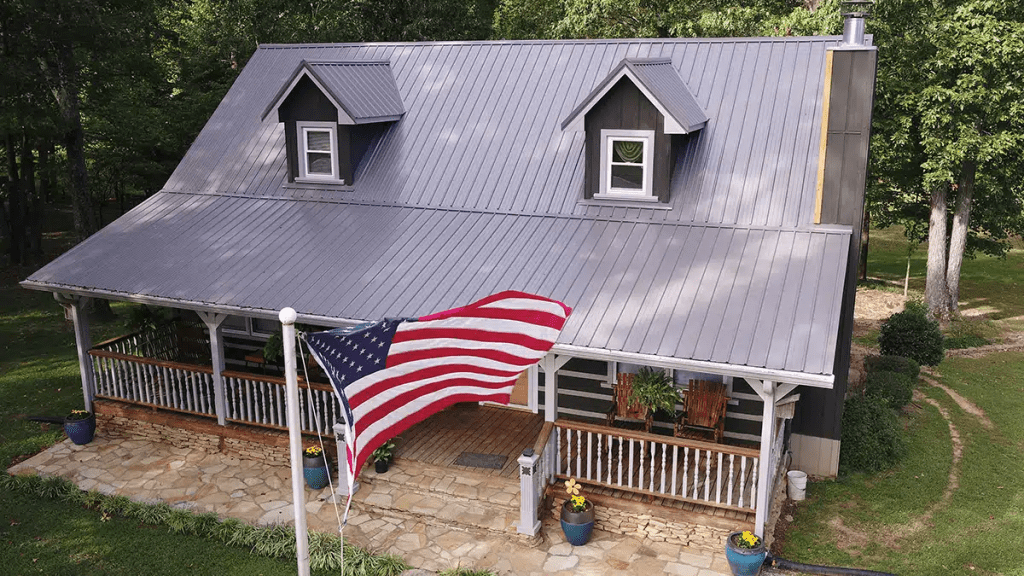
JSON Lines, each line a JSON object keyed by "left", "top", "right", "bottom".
{"left": 9, "top": 436, "right": 733, "bottom": 575}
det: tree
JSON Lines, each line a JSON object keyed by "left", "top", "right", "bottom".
{"left": 868, "top": 0, "right": 1024, "bottom": 320}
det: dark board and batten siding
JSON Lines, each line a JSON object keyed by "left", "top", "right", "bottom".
{"left": 538, "top": 357, "right": 762, "bottom": 443}
{"left": 584, "top": 78, "right": 672, "bottom": 202}
{"left": 796, "top": 48, "right": 877, "bottom": 441}
{"left": 277, "top": 76, "right": 354, "bottom": 184}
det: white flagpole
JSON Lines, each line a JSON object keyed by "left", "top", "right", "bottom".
{"left": 281, "top": 307, "right": 311, "bottom": 576}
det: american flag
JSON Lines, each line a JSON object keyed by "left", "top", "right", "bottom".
{"left": 303, "top": 291, "right": 571, "bottom": 488}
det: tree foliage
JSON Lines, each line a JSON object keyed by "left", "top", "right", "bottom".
{"left": 868, "top": 0, "right": 1024, "bottom": 318}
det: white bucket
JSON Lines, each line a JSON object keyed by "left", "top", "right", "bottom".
{"left": 787, "top": 470, "right": 807, "bottom": 501}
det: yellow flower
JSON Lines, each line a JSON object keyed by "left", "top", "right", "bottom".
{"left": 572, "top": 495, "right": 585, "bottom": 507}
{"left": 565, "top": 478, "right": 580, "bottom": 496}
{"left": 739, "top": 531, "right": 760, "bottom": 548}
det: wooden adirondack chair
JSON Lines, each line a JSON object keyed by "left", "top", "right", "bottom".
{"left": 606, "top": 372, "right": 653, "bottom": 432}
{"left": 675, "top": 380, "right": 729, "bottom": 443}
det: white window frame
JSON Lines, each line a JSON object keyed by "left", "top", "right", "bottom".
{"left": 296, "top": 121, "right": 338, "bottom": 181}
{"left": 597, "top": 129, "right": 656, "bottom": 200}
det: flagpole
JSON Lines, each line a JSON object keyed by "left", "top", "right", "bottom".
{"left": 281, "top": 307, "right": 311, "bottom": 576}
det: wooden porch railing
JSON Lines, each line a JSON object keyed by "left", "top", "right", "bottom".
{"left": 89, "top": 338, "right": 342, "bottom": 436}
{"left": 548, "top": 419, "right": 760, "bottom": 512}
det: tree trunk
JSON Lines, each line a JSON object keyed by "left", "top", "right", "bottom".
{"left": 945, "top": 160, "right": 976, "bottom": 315}
{"left": 22, "top": 133, "right": 43, "bottom": 261}
{"left": 5, "top": 132, "right": 24, "bottom": 265}
{"left": 38, "top": 141, "right": 53, "bottom": 203}
{"left": 925, "top": 184, "right": 951, "bottom": 320}
{"left": 859, "top": 207, "right": 870, "bottom": 281}
{"left": 55, "top": 41, "right": 96, "bottom": 241}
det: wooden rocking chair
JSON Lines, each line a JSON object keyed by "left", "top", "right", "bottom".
{"left": 605, "top": 372, "right": 653, "bottom": 432}
{"left": 674, "top": 380, "right": 729, "bottom": 443}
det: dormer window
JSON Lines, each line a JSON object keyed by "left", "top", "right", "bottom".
{"left": 599, "top": 130, "right": 655, "bottom": 199}
{"left": 562, "top": 58, "right": 708, "bottom": 203}
{"left": 263, "top": 60, "right": 405, "bottom": 187}
{"left": 298, "top": 122, "right": 338, "bottom": 181}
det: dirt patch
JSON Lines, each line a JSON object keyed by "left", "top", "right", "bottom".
{"left": 920, "top": 372, "right": 995, "bottom": 430}
{"left": 854, "top": 286, "right": 907, "bottom": 322}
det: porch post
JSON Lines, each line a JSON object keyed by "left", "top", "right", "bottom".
{"left": 543, "top": 355, "right": 557, "bottom": 422}
{"left": 517, "top": 448, "right": 541, "bottom": 536}
{"left": 55, "top": 294, "right": 95, "bottom": 413}
{"left": 542, "top": 354, "right": 571, "bottom": 423}
{"left": 198, "top": 312, "right": 229, "bottom": 426}
{"left": 754, "top": 379, "right": 776, "bottom": 538}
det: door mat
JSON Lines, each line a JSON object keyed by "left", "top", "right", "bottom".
{"left": 453, "top": 452, "right": 508, "bottom": 470}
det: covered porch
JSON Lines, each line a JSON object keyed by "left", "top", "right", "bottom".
{"left": 58, "top": 299, "right": 816, "bottom": 543}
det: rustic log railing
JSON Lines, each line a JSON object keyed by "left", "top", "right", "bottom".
{"left": 89, "top": 336, "right": 342, "bottom": 436}
{"left": 548, "top": 419, "right": 761, "bottom": 512}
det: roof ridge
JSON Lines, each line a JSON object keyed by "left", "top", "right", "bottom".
{"left": 256, "top": 36, "right": 847, "bottom": 50}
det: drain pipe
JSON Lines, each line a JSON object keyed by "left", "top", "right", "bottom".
{"left": 766, "top": 553, "right": 897, "bottom": 576}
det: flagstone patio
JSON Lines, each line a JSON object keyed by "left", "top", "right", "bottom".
{"left": 8, "top": 435, "right": 737, "bottom": 576}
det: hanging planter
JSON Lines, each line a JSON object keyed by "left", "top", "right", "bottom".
{"left": 725, "top": 531, "right": 767, "bottom": 576}
{"left": 559, "top": 478, "right": 595, "bottom": 545}
{"left": 302, "top": 446, "right": 330, "bottom": 490}
{"left": 64, "top": 410, "right": 96, "bottom": 445}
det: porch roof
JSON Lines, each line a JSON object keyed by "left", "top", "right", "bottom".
{"left": 23, "top": 191, "right": 849, "bottom": 380}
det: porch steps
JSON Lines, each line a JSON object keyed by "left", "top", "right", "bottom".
{"left": 347, "top": 457, "right": 528, "bottom": 541}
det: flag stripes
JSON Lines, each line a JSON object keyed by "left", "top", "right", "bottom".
{"left": 304, "top": 290, "right": 571, "bottom": 486}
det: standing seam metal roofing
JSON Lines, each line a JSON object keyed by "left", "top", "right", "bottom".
{"left": 24, "top": 38, "right": 861, "bottom": 377}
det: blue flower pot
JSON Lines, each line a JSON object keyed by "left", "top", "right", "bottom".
{"left": 303, "top": 454, "right": 330, "bottom": 490}
{"left": 559, "top": 502, "right": 595, "bottom": 546}
{"left": 64, "top": 413, "right": 96, "bottom": 445}
{"left": 725, "top": 531, "right": 767, "bottom": 576}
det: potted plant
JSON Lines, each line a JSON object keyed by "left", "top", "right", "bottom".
{"left": 559, "top": 478, "right": 595, "bottom": 545}
{"left": 302, "top": 445, "right": 330, "bottom": 490}
{"left": 629, "top": 367, "right": 682, "bottom": 415}
{"left": 64, "top": 409, "right": 96, "bottom": 445}
{"left": 371, "top": 439, "right": 396, "bottom": 473}
{"left": 724, "top": 530, "right": 767, "bottom": 576}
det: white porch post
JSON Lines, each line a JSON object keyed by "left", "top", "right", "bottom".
{"left": 751, "top": 379, "right": 799, "bottom": 538}
{"left": 517, "top": 449, "right": 541, "bottom": 536}
{"left": 56, "top": 294, "right": 95, "bottom": 413}
{"left": 541, "top": 354, "right": 571, "bottom": 423}
{"left": 198, "top": 312, "right": 229, "bottom": 425}
{"left": 754, "top": 379, "right": 776, "bottom": 538}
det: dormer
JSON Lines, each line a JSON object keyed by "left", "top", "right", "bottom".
{"left": 262, "top": 60, "right": 404, "bottom": 186}
{"left": 562, "top": 58, "right": 707, "bottom": 203}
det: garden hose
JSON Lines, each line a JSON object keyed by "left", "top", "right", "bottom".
{"left": 765, "top": 553, "right": 897, "bottom": 576}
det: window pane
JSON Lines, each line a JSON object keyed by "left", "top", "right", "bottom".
{"left": 611, "top": 165, "right": 643, "bottom": 189}
{"left": 252, "top": 317, "right": 277, "bottom": 335}
{"left": 222, "top": 315, "right": 247, "bottom": 332}
{"left": 306, "top": 130, "right": 332, "bottom": 152}
{"left": 307, "top": 152, "right": 333, "bottom": 174}
{"left": 612, "top": 140, "right": 644, "bottom": 163}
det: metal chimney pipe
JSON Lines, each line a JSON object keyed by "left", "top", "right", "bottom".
{"left": 841, "top": 0, "right": 873, "bottom": 47}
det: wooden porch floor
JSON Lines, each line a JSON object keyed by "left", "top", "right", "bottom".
{"left": 394, "top": 403, "right": 544, "bottom": 479}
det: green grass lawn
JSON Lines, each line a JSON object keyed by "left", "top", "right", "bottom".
{"left": 0, "top": 265, "right": 329, "bottom": 575}
{"left": 865, "top": 226, "right": 1024, "bottom": 319}
{"left": 783, "top": 226, "right": 1024, "bottom": 575}
{"left": 782, "top": 352, "right": 1024, "bottom": 575}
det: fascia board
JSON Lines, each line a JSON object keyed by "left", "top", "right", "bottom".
{"left": 562, "top": 67, "right": 695, "bottom": 134}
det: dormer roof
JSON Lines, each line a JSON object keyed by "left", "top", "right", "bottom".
{"left": 561, "top": 58, "right": 708, "bottom": 134}
{"left": 262, "top": 60, "right": 405, "bottom": 124}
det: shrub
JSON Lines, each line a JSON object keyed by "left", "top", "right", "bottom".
{"left": 839, "top": 394, "right": 906, "bottom": 474}
{"left": 878, "top": 303, "right": 945, "bottom": 366}
{"left": 864, "top": 355, "right": 921, "bottom": 382}
{"left": 864, "top": 370, "right": 914, "bottom": 410}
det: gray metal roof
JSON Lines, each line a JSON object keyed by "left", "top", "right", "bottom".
{"left": 561, "top": 58, "right": 709, "bottom": 133}
{"left": 25, "top": 191, "right": 849, "bottom": 375}
{"left": 25, "top": 38, "right": 860, "bottom": 377}
{"left": 264, "top": 60, "right": 404, "bottom": 123}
